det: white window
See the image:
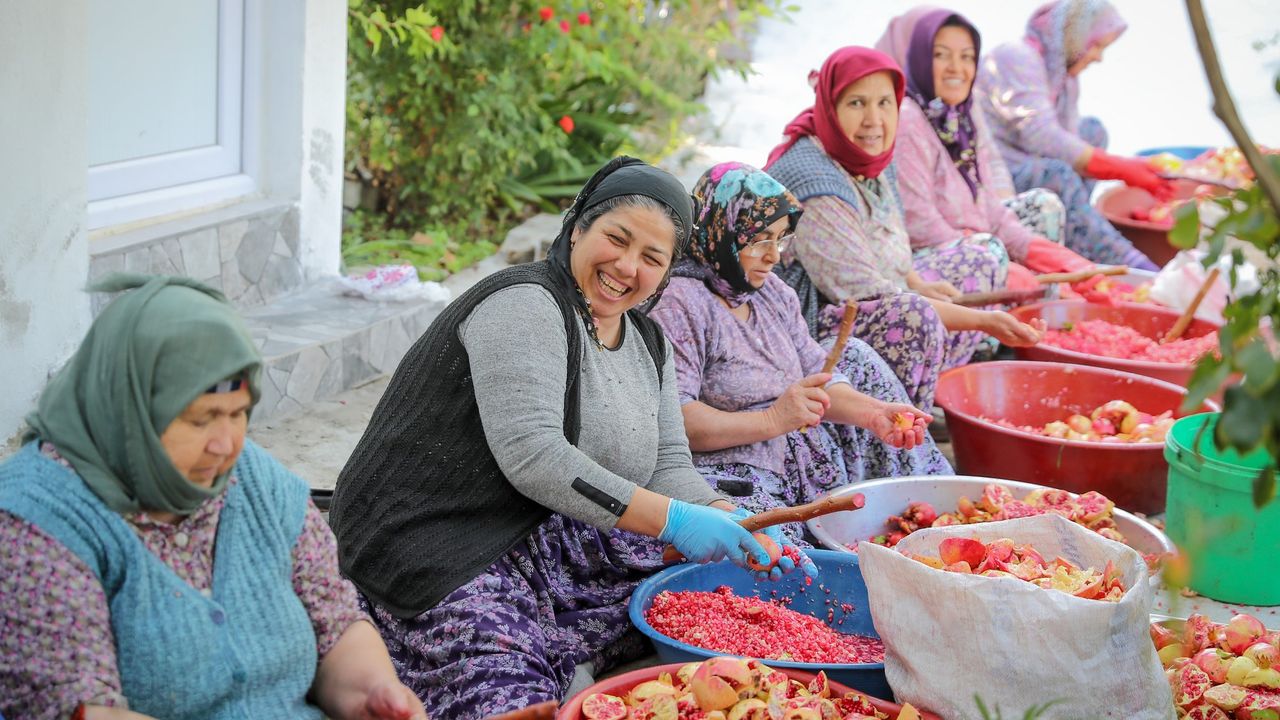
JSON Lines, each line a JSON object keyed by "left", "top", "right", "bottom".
{"left": 87, "top": 0, "right": 255, "bottom": 229}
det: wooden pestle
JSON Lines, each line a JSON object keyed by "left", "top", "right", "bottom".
{"left": 1162, "top": 267, "right": 1221, "bottom": 343}
{"left": 661, "top": 492, "right": 867, "bottom": 564}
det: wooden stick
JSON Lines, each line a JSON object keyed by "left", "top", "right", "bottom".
{"left": 1035, "top": 265, "right": 1129, "bottom": 285}
{"left": 821, "top": 299, "right": 859, "bottom": 374}
{"left": 955, "top": 287, "right": 1049, "bottom": 308}
{"left": 662, "top": 493, "right": 866, "bottom": 564}
{"left": 1163, "top": 267, "right": 1221, "bottom": 343}
{"left": 483, "top": 701, "right": 559, "bottom": 720}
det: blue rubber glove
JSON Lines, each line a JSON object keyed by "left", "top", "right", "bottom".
{"left": 731, "top": 508, "right": 819, "bottom": 582}
{"left": 658, "top": 500, "right": 769, "bottom": 569}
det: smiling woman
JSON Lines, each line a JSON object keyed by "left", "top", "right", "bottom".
{"left": 328, "top": 157, "right": 812, "bottom": 719}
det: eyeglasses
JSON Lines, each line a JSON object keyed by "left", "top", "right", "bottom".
{"left": 741, "top": 233, "right": 793, "bottom": 258}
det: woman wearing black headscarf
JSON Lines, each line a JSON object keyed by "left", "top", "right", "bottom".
{"left": 329, "top": 158, "right": 808, "bottom": 718}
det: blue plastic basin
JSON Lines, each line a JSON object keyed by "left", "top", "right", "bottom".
{"left": 1136, "top": 146, "right": 1211, "bottom": 160}
{"left": 628, "top": 549, "right": 890, "bottom": 698}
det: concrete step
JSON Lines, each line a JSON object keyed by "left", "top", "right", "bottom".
{"left": 241, "top": 278, "right": 448, "bottom": 422}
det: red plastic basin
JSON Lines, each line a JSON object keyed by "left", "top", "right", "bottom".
{"left": 1095, "top": 179, "right": 1208, "bottom": 267}
{"left": 1009, "top": 300, "right": 1220, "bottom": 390}
{"left": 934, "top": 361, "right": 1219, "bottom": 514}
{"left": 557, "top": 662, "right": 938, "bottom": 719}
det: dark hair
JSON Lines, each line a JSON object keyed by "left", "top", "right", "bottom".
{"left": 574, "top": 193, "right": 690, "bottom": 262}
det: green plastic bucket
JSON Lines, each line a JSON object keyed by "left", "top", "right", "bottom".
{"left": 1164, "top": 412, "right": 1280, "bottom": 605}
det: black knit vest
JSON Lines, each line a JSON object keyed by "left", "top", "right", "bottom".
{"left": 328, "top": 261, "right": 668, "bottom": 618}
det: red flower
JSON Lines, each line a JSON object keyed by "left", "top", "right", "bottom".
{"left": 577, "top": 12, "right": 591, "bottom": 25}
{"left": 538, "top": 6, "right": 553, "bottom": 21}
{"left": 559, "top": 19, "right": 570, "bottom": 33}
{"left": 429, "top": 25, "right": 444, "bottom": 42}
{"left": 558, "top": 115, "right": 575, "bottom": 134}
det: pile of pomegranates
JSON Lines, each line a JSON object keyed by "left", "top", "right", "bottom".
{"left": 580, "top": 657, "right": 923, "bottom": 720}
{"left": 1041, "top": 319, "right": 1218, "bottom": 364}
{"left": 865, "top": 483, "right": 1125, "bottom": 549}
{"left": 644, "top": 586, "right": 884, "bottom": 664}
{"left": 981, "top": 399, "right": 1176, "bottom": 444}
{"left": 1151, "top": 613, "right": 1280, "bottom": 718}
{"left": 904, "top": 537, "right": 1128, "bottom": 601}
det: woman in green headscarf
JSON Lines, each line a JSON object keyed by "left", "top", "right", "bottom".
{"left": 0, "top": 275, "right": 426, "bottom": 720}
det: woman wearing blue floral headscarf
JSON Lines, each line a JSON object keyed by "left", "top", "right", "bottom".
{"left": 649, "top": 162, "right": 953, "bottom": 545}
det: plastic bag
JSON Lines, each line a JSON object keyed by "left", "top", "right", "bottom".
{"left": 338, "top": 264, "right": 451, "bottom": 303}
{"left": 858, "top": 515, "right": 1173, "bottom": 720}
{"left": 1149, "top": 250, "right": 1257, "bottom": 325}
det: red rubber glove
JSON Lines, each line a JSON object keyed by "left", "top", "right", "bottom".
{"left": 1024, "top": 237, "right": 1093, "bottom": 274}
{"left": 1084, "top": 150, "right": 1176, "bottom": 200}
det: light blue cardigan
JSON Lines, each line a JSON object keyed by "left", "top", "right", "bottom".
{"left": 0, "top": 440, "right": 324, "bottom": 719}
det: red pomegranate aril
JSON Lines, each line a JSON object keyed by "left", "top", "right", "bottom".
{"left": 644, "top": 586, "right": 884, "bottom": 664}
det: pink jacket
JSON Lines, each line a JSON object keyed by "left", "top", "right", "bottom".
{"left": 894, "top": 96, "right": 1037, "bottom": 262}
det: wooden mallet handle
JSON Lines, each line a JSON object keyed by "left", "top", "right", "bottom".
{"left": 955, "top": 287, "right": 1049, "bottom": 308}
{"left": 1035, "top": 265, "right": 1129, "bottom": 285}
{"left": 1163, "top": 267, "right": 1221, "bottom": 343}
{"left": 661, "top": 493, "right": 866, "bottom": 564}
{"left": 821, "top": 299, "right": 859, "bottom": 374}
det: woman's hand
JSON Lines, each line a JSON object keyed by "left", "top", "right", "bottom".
{"left": 915, "top": 279, "right": 962, "bottom": 303}
{"left": 729, "top": 509, "right": 819, "bottom": 582}
{"left": 864, "top": 403, "right": 931, "bottom": 450}
{"left": 658, "top": 499, "right": 770, "bottom": 569}
{"left": 765, "top": 373, "right": 832, "bottom": 432}
{"left": 355, "top": 682, "right": 428, "bottom": 720}
{"left": 982, "top": 311, "right": 1046, "bottom": 347}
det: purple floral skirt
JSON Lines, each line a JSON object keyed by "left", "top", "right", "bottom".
{"left": 359, "top": 515, "right": 666, "bottom": 719}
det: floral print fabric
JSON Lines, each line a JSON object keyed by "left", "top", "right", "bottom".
{"left": 0, "top": 443, "right": 366, "bottom": 720}
{"left": 359, "top": 514, "right": 667, "bottom": 720}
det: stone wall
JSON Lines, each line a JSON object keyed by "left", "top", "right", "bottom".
{"left": 88, "top": 204, "right": 303, "bottom": 313}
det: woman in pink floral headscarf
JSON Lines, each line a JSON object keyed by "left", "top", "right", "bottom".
{"left": 976, "top": 0, "right": 1175, "bottom": 270}
{"left": 878, "top": 6, "right": 1101, "bottom": 292}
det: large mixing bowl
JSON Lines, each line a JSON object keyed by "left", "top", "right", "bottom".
{"left": 1009, "top": 300, "right": 1220, "bottom": 390}
{"left": 808, "top": 475, "right": 1174, "bottom": 559}
{"left": 932, "top": 361, "right": 1219, "bottom": 514}
{"left": 628, "top": 550, "right": 891, "bottom": 698}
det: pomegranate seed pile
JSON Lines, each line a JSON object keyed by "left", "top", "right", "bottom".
{"left": 1041, "top": 319, "right": 1218, "bottom": 364}
{"left": 644, "top": 586, "right": 884, "bottom": 664}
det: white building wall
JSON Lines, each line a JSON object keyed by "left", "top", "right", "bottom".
{"left": 298, "top": 0, "right": 348, "bottom": 280}
{"left": 0, "top": 1, "right": 92, "bottom": 444}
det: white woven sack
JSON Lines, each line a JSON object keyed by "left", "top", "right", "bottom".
{"left": 858, "top": 514, "right": 1174, "bottom": 720}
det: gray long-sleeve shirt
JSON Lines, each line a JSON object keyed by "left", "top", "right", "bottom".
{"left": 459, "top": 283, "right": 724, "bottom": 530}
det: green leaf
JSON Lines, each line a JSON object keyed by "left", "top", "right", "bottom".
{"left": 1218, "top": 384, "right": 1268, "bottom": 449}
{"left": 1238, "top": 338, "right": 1279, "bottom": 393}
{"left": 1255, "top": 466, "right": 1278, "bottom": 509}
{"left": 1183, "top": 354, "right": 1229, "bottom": 411}
{"left": 1170, "top": 200, "right": 1201, "bottom": 248}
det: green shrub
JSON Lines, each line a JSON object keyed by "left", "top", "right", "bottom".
{"left": 345, "top": 0, "right": 785, "bottom": 257}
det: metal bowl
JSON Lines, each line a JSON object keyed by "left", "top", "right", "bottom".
{"left": 807, "top": 475, "right": 1175, "bottom": 558}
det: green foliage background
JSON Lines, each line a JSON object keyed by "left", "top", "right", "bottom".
{"left": 344, "top": 0, "right": 785, "bottom": 278}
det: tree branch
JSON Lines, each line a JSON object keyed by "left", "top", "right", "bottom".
{"left": 1184, "top": 0, "right": 1280, "bottom": 211}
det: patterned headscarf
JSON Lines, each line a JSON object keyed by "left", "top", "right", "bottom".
{"left": 674, "top": 163, "right": 802, "bottom": 308}
{"left": 903, "top": 9, "right": 983, "bottom": 198}
{"left": 1025, "top": 0, "right": 1127, "bottom": 127}
{"left": 25, "top": 275, "right": 262, "bottom": 515}
{"left": 765, "top": 47, "right": 906, "bottom": 180}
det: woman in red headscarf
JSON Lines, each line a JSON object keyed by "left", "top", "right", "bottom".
{"left": 766, "top": 46, "right": 1043, "bottom": 411}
